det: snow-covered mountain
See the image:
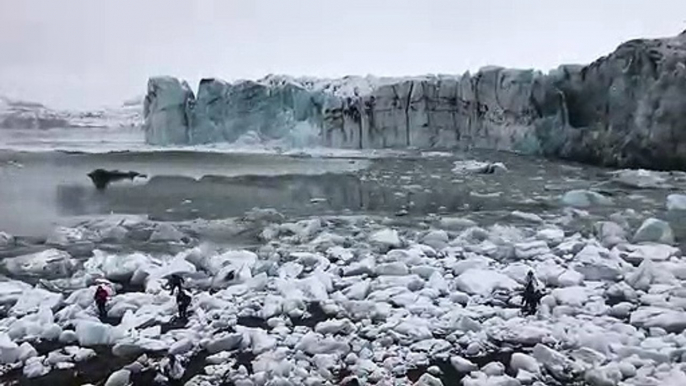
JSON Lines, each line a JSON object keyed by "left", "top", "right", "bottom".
{"left": 0, "top": 95, "right": 143, "bottom": 130}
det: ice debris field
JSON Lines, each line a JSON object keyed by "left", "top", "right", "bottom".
{"left": 3, "top": 190, "right": 686, "bottom": 386}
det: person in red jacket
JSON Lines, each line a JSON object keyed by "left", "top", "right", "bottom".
{"left": 94, "top": 285, "right": 109, "bottom": 319}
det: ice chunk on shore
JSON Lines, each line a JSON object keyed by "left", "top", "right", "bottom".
{"left": 0, "top": 231, "right": 14, "bottom": 247}
{"left": 455, "top": 269, "right": 519, "bottom": 296}
{"left": 552, "top": 286, "right": 590, "bottom": 307}
{"left": 510, "top": 353, "right": 540, "bottom": 375}
{"left": 105, "top": 369, "right": 131, "bottom": 386}
{"left": 3, "top": 249, "right": 75, "bottom": 279}
{"left": 536, "top": 227, "right": 565, "bottom": 246}
{"left": 630, "top": 307, "right": 686, "bottom": 333}
{"left": 667, "top": 194, "right": 686, "bottom": 211}
{"left": 84, "top": 250, "right": 151, "bottom": 282}
{"left": 572, "top": 244, "right": 626, "bottom": 281}
{"left": 0, "top": 280, "right": 32, "bottom": 305}
{"left": 422, "top": 230, "right": 449, "bottom": 249}
{"left": 188, "top": 249, "right": 257, "bottom": 276}
{"left": 75, "top": 321, "right": 112, "bottom": 346}
{"left": 451, "top": 356, "right": 477, "bottom": 372}
{"left": 594, "top": 221, "right": 627, "bottom": 248}
{"left": 11, "top": 287, "right": 63, "bottom": 316}
{"left": 370, "top": 229, "right": 402, "bottom": 249}
{"left": 561, "top": 190, "right": 613, "bottom": 208}
{"left": 622, "top": 244, "right": 679, "bottom": 264}
{"left": 532, "top": 344, "right": 578, "bottom": 381}
{"left": 23, "top": 357, "right": 49, "bottom": 378}
{"left": 452, "top": 160, "right": 507, "bottom": 174}
{"left": 438, "top": 217, "right": 477, "bottom": 230}
{"left": 0, "top": 332, "right": 19, "bottom": 364}
{"left": 149, "top": 223, "right": 186, "bottom": 242}
{"left": 611, "top": 169, "right": 671, "bottom": 189}
{"left": 632, "top": 218, "right": 674, "bottom": 244}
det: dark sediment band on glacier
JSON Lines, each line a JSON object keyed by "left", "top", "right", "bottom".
{"left": 144, "top": 30, "right": 686, "bottom": 171}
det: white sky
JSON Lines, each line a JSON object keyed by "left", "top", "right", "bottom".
{"left": 1, "top": 0, "right": 684, "bottom": 110}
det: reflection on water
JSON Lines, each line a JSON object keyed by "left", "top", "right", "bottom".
{"left": 55, "top": 170, "right": 558, "bottom": 223}
{"left": 0, "top": 150, "right": 368, "bottom": 236}
{"left": 54, "top": 173, "right": 453, "bottom": 220}
{"left": 4, "top": 146, "right": 683, "bottom": 240}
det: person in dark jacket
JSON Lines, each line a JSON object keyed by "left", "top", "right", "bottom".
{"left": 522, "top": 271, "right": 542, "bottom": 316}
{"left": 176, "top": 289, "right": 191, "bottom": 320}
{"left": 94, "top": 285, "right": 109, "bottom": 319}
{"left": 166, "top": 274, "right": 185, "bottom": 295}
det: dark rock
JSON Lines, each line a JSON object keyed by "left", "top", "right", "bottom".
{"left": 87, "top": 169, "right": 148, "bottom": 190}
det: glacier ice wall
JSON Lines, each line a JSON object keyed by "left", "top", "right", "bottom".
{"left": 144, "top": 70, "right": 562, "bottom": 152}
{"left": 144, "top": 31, "right": 686, "bottom": 169}
{"left": 144, "top": 76, "right": 194, "bottom": 145}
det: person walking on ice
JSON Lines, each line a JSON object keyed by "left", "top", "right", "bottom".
{"left": 166, "top": 273, "right": 185, "bottom": 295}
{"left": 94, "top": 285, "right": 109, "bottom": 319}
{"left": 522, "top": 270, "right": 542, "bottom": 316}
{"left": 176, "top": 288, "right": 191, "bottom": 320}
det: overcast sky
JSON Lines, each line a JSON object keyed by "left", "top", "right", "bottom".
{"left": 1, "top": 0, "right": 684, "bottom": 110}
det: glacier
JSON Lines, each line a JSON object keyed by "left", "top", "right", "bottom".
{"left": 144, "top": 30, "right": 686, "bottom": 170}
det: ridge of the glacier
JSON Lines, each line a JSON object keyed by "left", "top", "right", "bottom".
{"left": 144, "top": 31, "right": 686, "bottom": 170}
